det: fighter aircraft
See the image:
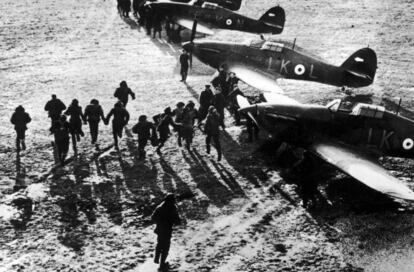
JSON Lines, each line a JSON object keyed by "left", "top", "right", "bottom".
{"left": 236, "top": 92, "right": 414, "bottom": 201}
{"left": 145, "top": 0, "right": 285, "bottom": 35}
{"left": 183, "top": 38, "right": 377, "bottom": 88}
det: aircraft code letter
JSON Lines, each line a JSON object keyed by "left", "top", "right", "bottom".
{"left": 280, "top": 59, "right": 290, "bottom": 74}
{"left": 380, "top": 130, "right": 394, "bottom": 149}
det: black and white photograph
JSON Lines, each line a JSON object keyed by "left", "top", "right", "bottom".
{"left": 1, "top": 0, "right": 413, "bottom": 271}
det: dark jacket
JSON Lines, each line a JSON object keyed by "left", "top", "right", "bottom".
{"left": 213, "top": 92, "right": 226, "bottom": 113}
{"left": 114, "top": 87, "right": 135, "bottom": 104}
{"left": 212, "top": 71, "right": 229, "bottom": 95}
{"left": 157, "top": 114, "right": 174, "bottom": 137}
{"left": 182, "top": 108, "right": 198, "bottom": 127}
{"left": 179, "top": 53, "right": 190, "bottom": 68}
{"left": 199, "top": 89, "right": 214, "bottom": 108}
{"left": 204, "top": 111, "right": 221, "bottom": 135}
{"left": 173, "top": 108, "right": 184, "bottom": 123}
{"left": 106, "top": 107, "right": 130, "bottom": 126}
{"left": 151, "top": 201, "right": 181, "bottom": 235}
{"left": 84, "top": 104, "right": 105, "bottom": 123}
{"left": 132, "top": 121, "right": 155, "bottom": 139}
{"left": 11, "top": 108, "right": 31, "bottom": 130}
{"left": 44, "top": 98, "right": 66, "bottom": 117}
{"left": 65, "top": 105, "right": 85, "bottom": 123}
{"left": 50, "top": 121, "right": 71, "bottom": 142}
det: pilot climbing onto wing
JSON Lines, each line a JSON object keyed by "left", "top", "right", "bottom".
{"left": 227, "top": 83, "right": 243, "bottom": 126}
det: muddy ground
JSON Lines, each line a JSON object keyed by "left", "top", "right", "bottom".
{"left": 1, "top": 0, "right": 413, "bottom": 271}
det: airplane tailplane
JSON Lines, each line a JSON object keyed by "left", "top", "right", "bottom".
{"left": 259, "top": 6, "right": 285, "bottom": 34}
{"left": 341, "top": 48, "right": 377, "bottom": 87}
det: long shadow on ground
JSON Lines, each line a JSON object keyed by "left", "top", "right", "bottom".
{"left": 184, "top": 83, "right": 269, "bottom": 189}
{"left": 258, "top": 139, "right": 414, "bottom": 252}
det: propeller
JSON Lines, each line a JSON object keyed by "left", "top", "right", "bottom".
{"left": 189, "top": 20, "right": 198, "bottom": 69}
{"left": 236, "top": 95, "right": 261, "bottom": 128}
{"left": 247, "top": 111, "right": 261, "bottom": 128}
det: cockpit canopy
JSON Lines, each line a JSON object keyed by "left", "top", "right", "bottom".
{"left": 249, "top": 40, "right": 265, "bottom": 48}
{"left": 249, "top": 40, "right": 284, "bottom": 53}
{"left": 202, "top": 2, "right": 218, "bottom": 9}
{"left": 260, "top": 41, "right": 284, "bottom": 52}
{"left": 327, "top": 99, "right": 385, "bottom": 119}
{"left": 247, "top": 38, "right": 327, "bottom": 62}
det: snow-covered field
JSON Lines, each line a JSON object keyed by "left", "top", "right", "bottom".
{"left": 1, "top": 0, "right": 413, "bottom": 271}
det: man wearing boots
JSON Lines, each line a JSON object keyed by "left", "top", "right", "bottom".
{"left": 105, "top": 101, "right": 130, "bottom": 149}
{"left": 10, "top": 105, "right": 31, "bottom": 151}
{"left": 151, "top": 194, "right": 181, "bottom": 271}
{"left": 179, "top": 50, "right": 190, "bottom": 82}
{"left": 204, "top": 106, "right": 222, "bottom": 161}
{"left": 132, "top": 115, "right": 156, "bottom": 159}
{"left": 44, "top": 94, "right": 66, "bottom": 127}
{"left": 198, "top": 84, "right": 214, "bottom": 123}
{"left": 84, "top": 99, "right": 105, "bottom": 144}
{"left": 114, "top": 81, "right": 135, "bottom": 108}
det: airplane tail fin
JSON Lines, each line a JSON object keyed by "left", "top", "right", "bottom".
{"left": 340, "top": 48, "right": 377, "bottom": 87}
{"left": 259, "top": 6, "right": 285, "bottom": 34}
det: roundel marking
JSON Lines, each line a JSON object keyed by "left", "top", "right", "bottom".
{"left": 294, "top": 64, "right": 306, "bottom": 75}
{"left": 402, "top": 138, "right": 414, "bottom": 150}
{"left": 226, "top": 19, "right": 232, "bottom": 26}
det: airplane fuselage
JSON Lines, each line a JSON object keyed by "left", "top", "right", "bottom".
{"left": 188, "top": 40, "right": 374, "bottom": 87}
{"left": 149, "top": 2, "right": 282, "bottom": 34}
{"left": 254, "top": 103, "right": 414, "bottom": 159}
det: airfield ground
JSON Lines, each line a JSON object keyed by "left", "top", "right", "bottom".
{"left": 0, "top": 0, "right": 414, "bottom": 271}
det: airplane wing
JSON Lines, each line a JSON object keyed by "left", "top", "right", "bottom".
{"left": 262, "top": 92, "right": 301, "bottom": 105}
{"left": 176, "top": 18, "right": 214, "bottom": 35}
{"left": 228, "top": 64, "right": 283, "bottom": 94}
{"left": 237, "top": 95, "right": 298, "bottom": 125}
{"left": 311, "top": 142, "right": 414, "bottom": 201}
{"left": 229, "top": 64, "right": 299, "bottom": 105}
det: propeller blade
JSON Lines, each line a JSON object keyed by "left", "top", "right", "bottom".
{"left": 247, "top": 112, "right": 261, "bottom": 128}
{"left": 189, "top": 20, "right": 198, "bottom": 69}
{"left": 190, "top": 20, "right": 198, "bottom": 43}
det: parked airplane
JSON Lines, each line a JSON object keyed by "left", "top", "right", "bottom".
{"left": 183, "top": 38, "right": 377, "bottom": 88}
{"left": 146, "top": 0, "right": 285, "bottom": 35}
{"left": 237, "top": 92, "right": 414, "bottom": 201}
